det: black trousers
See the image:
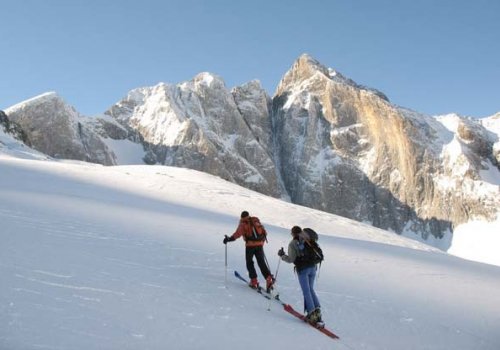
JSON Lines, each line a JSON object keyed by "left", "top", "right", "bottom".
{"left": 246, "top": 246, "right": 271, "bottom": 280}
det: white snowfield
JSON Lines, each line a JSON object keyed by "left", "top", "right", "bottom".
{"left": 1, "top": 154, "right": 499, "bottom": 350}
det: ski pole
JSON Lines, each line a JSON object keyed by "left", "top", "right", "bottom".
{"left": 224, "top": 235, "right": 228, "bottom": 288}
{"left": 263, "top": 251, "right": 272, "bottom": 275}
{"left": 274, "top": 254, "right": 282, "bottom": 282}
{"left": 267, "top": 257, "right": 282, "bottom": 311}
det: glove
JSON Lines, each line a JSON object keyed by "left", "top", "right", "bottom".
{"left": 223, "top": 235, "right": 234, "bottom": 244}
{"left": 278, "top": 247, "right": 285, "bottom": 257}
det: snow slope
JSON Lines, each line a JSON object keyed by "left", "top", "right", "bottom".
{"left": 1, "top": 154, "right": 500, "bottom": 350}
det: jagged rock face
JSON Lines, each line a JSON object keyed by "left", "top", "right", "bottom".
{"left": 232, "top": 80, "right": 273, "bottom": 155}
{"left": 272, "top": 54, "right": 499, "bottom": 240}
{"left": 105, "top": 75, "right": 283, "bottom": 197}
{"left": 273, "top": 55, "right": 419, "bottom": 233}
{"left": 5, "top": 93, "right": 116, "bottom": 165}
{"left": 273, "top": 55, "right": 499, "bottom": 241}
{"left": 0, "top": 111, "right": 31, "bottom": 146}
{"left": 90, "top": 115, "right": 130, "bottom": 141}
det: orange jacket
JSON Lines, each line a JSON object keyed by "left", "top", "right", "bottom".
{"left": 231, "top": 216, "right": 267, "bottom": 247}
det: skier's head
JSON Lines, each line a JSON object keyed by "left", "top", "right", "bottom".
{"left": 291, "top": 226, "right": 302, "bottom": 237}
{"left": 241, "top": 211, "right": 249, "bottom": 218}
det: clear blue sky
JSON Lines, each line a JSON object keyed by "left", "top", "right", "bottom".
{"left": 1, "top": 0, "right": 499, "bottom": 117}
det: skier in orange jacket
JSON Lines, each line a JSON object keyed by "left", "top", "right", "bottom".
{"left": 224, "top": 211, "right": 274, "bottom": 291}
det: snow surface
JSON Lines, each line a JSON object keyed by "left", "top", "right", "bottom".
{"left": 481, "top": 113, "right": 500, "bottom": 137}
{"left": 449, "top": 218, "right": 500, "bottom": 266}
{"left": 101, "top": 138, "right": 146, "bottom": 165}
{"left": 1, "top": 153, "right": 500, "bottom": 350}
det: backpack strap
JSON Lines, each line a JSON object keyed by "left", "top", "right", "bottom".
{"left": 249, "top": 217, "right": 258, "bottom": 240}
{"left": 304, "top": 239, "right": 323, "bottom": 261}
{"left": 301, "top": 238, "right": 323, "bottom": 280}
{"left": 249, "top": 217, "right": 267, "bottom": 243}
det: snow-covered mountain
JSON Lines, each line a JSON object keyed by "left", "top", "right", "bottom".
{"left": 1, "top": 148, "right": 500, "bottom": 350}
{"left": 104, "top": 75, "right": 282, "bottom": 197}
{"left": 4, "top": 92, "right": 117, "bottom": 165}
{"left": 2, "top": 54, "right": 499, "bottom": 265}
{"left": 273, "top": 54, "right": 499, "bottom": 247}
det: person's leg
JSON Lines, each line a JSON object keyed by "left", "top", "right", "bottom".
{"left": 297, "top": 267, "right": 315, "bottom": 314}
{"left": 254, "top": 246, "right": 271, "bottom": 278}
{"left": 308, "top": 266, "right": 321, "bottom": 309}
{"left": 245, "top": 247, "right": 257, "bottom": 279}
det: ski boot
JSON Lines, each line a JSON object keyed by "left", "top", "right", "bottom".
{"left": 249, "top": 278, "right": 259, "bottom": 289}
{"left": 311, "top": 307, "right": 325, "bottom": 328}
{"left": 265, "top": 275, "right": 275, "bottom": 293}
{"left": 305, "top": 307, "right": 322, "bottom": 325}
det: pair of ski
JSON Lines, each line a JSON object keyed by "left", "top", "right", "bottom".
{"left": 234, "top": 270, "right": 339, "bottom": 340}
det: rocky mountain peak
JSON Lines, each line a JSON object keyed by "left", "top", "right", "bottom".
{"left": 190, "top": 72, "right": 227, "bottom": 93}
{"left": 276, "top": 53, "right": 331, "bottom": 95}
{"left": 276, "top": 54, "right": 389, "bottom": 102}
{"left": 5, "top": 93, "right": 116, "bottom": 165}
{"left": 295, "top": 53, "right": 331, "bottom": 76}
{"left": 272, "top": 56, "right": 499, "bottom": 243}
{"left": 102, "top": 73, "right": 283, "bottom": 197}
{"left": 5, "top": 92, "right": 69, "bottom": 116}
{"left": 231, "top": 80, "right": 269, "bottom": 107}
{"left": 234, "top": 79, "right": 264, "bottom": 92}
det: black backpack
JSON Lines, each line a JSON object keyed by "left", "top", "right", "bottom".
{"left": 294, "top": 228, "right": 324, "bottom": 270}
{"left": 303, "top": 228, "right": 319, "bottom": 241}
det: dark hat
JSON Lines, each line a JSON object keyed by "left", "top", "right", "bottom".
{"left": 291, "top": 226, "right": 302, "bottom": 235}
{"left": 241, "top": 211, "right": 249, "bottom": 218}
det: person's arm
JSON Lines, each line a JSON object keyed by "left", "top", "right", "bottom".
{"left": 279, "top": 241, "right": 298, "bottom": 263}
{"left": 223, "top": 222, "right": 244, "bottom": 244}
{"left": 231, "top": 222, "right": 246, "bottom": 240}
